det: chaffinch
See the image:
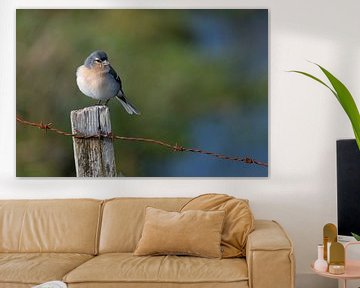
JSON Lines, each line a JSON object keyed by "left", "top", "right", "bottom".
{"left": 76, "top": 50, "right": 140, "bottom": 115}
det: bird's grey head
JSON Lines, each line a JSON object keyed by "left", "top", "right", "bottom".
{"left": 84, "top": 50, "right": 110, "bottom": 68}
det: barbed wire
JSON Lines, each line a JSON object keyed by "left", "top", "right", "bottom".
{"left": 16, "top": 115, "right": 268, "bottom": 167}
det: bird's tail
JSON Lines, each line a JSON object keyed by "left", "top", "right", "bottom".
{"left": 116, "top": 95, "right": 140, "bottom": 115}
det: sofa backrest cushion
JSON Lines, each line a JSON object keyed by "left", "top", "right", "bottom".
{"left": 99, "top": 198, "right": 189, "bottom": 253}
{"left": 0, "top": 199, "right": 102, "bottom": 254}
{"left": 181, "top": 194, "right": 254, "bottom": 258}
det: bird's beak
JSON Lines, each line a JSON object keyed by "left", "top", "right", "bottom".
{"left": 102, "top": 60, "right": 110, "bottom": 66}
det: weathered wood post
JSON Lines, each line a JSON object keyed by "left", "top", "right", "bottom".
{"left": 70, "top": 106, "right": 117, "bottom": 177}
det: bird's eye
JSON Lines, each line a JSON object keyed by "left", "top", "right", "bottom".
{"left": 94, "top": 59, "right": 101, "bottom": 63}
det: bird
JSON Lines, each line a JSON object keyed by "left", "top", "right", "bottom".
{"left": 76, "top": 50, "right": 140, "bottom": 115}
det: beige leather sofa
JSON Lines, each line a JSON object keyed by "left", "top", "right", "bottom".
{"left": 0, "top": 198, "right": 295, "bottom": 288}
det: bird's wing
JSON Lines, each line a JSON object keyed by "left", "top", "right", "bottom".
{"left": 108, "top": 65, "right": 125, "bottom": 96}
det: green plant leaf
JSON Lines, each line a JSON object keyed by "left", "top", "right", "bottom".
{"left": 351, "top": 232, "right": 360, "bottom": 241}
{"left": 354, "top": 128, "right": 360, "bottom": 149}
{"left": 289, "top": 64, "right": 360, "bottom": 150}
{"left": 288, "top": 70, "right": 337, "bottom": 98}
{"left": 316, "top": 64, "right": 360, "bottom": 150}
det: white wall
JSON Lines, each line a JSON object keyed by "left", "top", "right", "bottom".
{"left": 1, "top": 1, "right": 359, "bottom": 287}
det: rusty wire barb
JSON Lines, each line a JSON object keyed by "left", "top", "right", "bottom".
{"left": 16, "top": 115, "right": 268, "bottom": 167}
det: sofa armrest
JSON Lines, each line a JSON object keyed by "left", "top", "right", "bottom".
{"left": 246, "top": 220, "right": 295, "bottom": 288}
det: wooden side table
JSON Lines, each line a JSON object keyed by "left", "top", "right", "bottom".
{"left": 311, "top": 242, "right": 360, "bottom": 288}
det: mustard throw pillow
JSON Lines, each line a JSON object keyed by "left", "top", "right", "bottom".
{"left": 134, "top": 207, "right": 225, "bottom": 258}
{"left": 181, "top": 193, "right": 254, "bottom": 258}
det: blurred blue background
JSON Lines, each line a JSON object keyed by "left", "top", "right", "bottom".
{"left": 16, "top": 9, "right": 268, "bottom": 177}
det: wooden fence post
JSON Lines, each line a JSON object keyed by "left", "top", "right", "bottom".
{"left": 70, "top": 106, "right": 117, "bottom": 177}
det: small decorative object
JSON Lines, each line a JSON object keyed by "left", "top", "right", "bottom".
{"left": 323, "top": 223, "right": 337, "bottom": 261}
{"left": 328, "top": 264, "right": 345, "bottom": 275}
{"left": 329, "top": 242, "right": 345, "bottom": 275}
{"left": 314, "top": 244, "right": 328, "bottom": 272}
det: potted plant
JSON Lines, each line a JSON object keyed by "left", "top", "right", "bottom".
{"left": 289, "top": 63, "right": 360, "bottom": 241}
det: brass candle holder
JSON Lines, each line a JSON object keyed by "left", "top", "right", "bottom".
{"left": 323, "top": 223, "right": 337, "bottom": 262}
{"left": 328, "top": 242, "right": 345, "bottom": 274}
{"left": 323, "top": 223, "right": 345, "bottom": 274}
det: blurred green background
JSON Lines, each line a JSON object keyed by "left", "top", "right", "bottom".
{"left": 16, "top": 9, "right": 268, "bottom": 177}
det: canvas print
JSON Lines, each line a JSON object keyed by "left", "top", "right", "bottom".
{"left": 16, "top": 9, "right": 268, "bottom": 177}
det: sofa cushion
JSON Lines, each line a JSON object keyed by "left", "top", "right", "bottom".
{"left": 181, "top": 194, "right": 254, "bottom": 258}
{"left": 134, "top": 207, "right": 225, "bottom": 258}
{"left": 63, "top": 253, "right": 248, "bottom": 285}
{"left": 99, "top": 198, "right": 190, "bottom": 253}
{"left": 0, "top": 253, "right": 93, "bottom": 285}
{"left": 0, "top": 199, "right": 102, "bottom": 254}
